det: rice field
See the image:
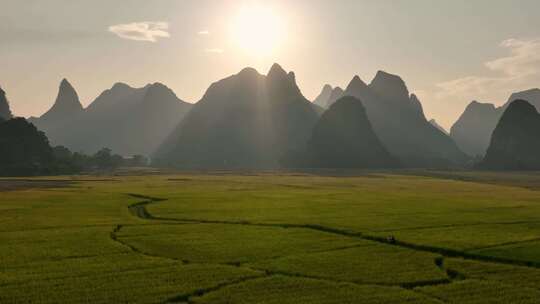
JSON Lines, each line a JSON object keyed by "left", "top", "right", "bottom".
{"left": 1, "top": 171, "right": 540, "bottom": 303}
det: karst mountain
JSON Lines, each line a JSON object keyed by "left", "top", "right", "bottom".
{"left": 284, "top": 96, "right": 398, "bottom": 168}
{"left": 451, "top": 88, "right": 540, "bottom": 157}
{"left": 154, "top": 64, "right": 320, "bottom": 169}
{"left": 340, "top": 71, "right": 466, "bottom": 167}
{"left": 313, "top": 85, "right": 344, "bottom": 109}
{"left": 480, "top": 99, "right": 540, "bottom": 170}
{"left": 30, "top": 79, "right": 192, "bottom": 156}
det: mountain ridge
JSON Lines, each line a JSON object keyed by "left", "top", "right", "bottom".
{"left": 450, "top": 88, "right": 540, "bottom": 157}
{"left": 30, "top": 80, "right": 192, "bottom": 156}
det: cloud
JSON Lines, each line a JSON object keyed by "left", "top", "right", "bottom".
{"left": 485, "top": 38, "right": 540, "bottom": 77}
{"left": 435, "top": 38, "right": 540, "bottom": 102}
{"left": 414, "top": 38, "right": 540, "bottom": 129}
{"left": 198, "top": 30, "right": 210, "bottom": 35}
{"left": 204, "top": 48, "right": 224, "bottom": 53}
{"left": 108, "top": 21, "right": 170, "bottom": 42}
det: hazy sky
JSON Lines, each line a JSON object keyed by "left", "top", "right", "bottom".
{"left": 2, "top": 0, "right": 540, "bottom": 128}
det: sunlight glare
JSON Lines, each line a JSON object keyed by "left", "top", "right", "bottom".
{"left": 231, "top": 4, "right": 285, "bottom": 57}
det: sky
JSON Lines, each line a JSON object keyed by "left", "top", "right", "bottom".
{"left": 1, "top": 0, "right": 540, "bottom": 129}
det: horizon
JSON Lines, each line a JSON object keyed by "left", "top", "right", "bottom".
{"left": 2, "top": 0, "right": 540, "bottom": 129}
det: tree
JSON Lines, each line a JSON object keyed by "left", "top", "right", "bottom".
{"left": 0, "top": 118, "right": 54, "bottom": 176}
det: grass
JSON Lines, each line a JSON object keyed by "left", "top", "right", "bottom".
{"left": 116, "top": 223, "right": 363, "bottom": 264}
{"left": 191, "top": 275, "right": 440, "bottom": 304}
{"left": 1, "top": 171, "right": 540, "bottom": 303}
{"left": 472, "top": 240, "right": 540, "bottom": 263}
{"left": 417, "top": 279, "right": 540, "bottom": 304}
{"left": 443, "top": 258, "right": 540, "bottom": 289}
{"left": 249, "top": 244, "right": 447, "bottom": 286}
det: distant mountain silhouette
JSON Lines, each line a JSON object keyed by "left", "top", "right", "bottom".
{"left": 450, "top": 88, "right": 540, "bottom": 157}
{"left": 284, "top": 96, "right": 398, "bottom": 168}
{"left": 154, "top": 64, "right": 320, "bottom": 169}
{"left": 0, "top": 87, "right": 13, "bottom": 121}
{"left": 31, "top": 80, "right": 192, "bottom": 156}
{"left": 342, "top": 71, "right": 466, "bottom": 167}
{"left": 313, "top": 84, "right": 344, "bottom": 108}
{"left": 504, "top": 89, "right": 540, "bottom": 108}
{"left": 313, "top": 84, "right": 333, "bottom": 107}
{"left": 40, "top": 79, "right": 84, "bottom": 124}
{"left": 450, "top": 101, "right": 500, "bottom": 157}
{"left": 327, "top": 87, "right": 344, "bottom": 108}
{"left": 429, "top": 119, "right": 449, "bottom": 135}
{"left": 0, "top": 118, "right": 54, "bottom": 176}
{"left": 480, "top": 100, "right": 540, "bottom": 170}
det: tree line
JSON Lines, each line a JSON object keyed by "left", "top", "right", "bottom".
{"left": 0, "top": 118, "right": 148, "bottom": 176}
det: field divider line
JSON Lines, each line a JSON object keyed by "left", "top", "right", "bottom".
{"left": 110, "top": 224, "right": 189, "bottom": 264}
{"left": 361, "top": 234, "right": 540, "bottom": 268}
{"left": 371, "top": 219, "right": 540, "bottom": 233}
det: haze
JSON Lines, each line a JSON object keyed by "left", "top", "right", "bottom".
{"left": 2, "top": 0, "right": 540, "bottom": 128}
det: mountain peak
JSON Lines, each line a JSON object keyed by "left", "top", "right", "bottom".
{"left": 292, "top": 95, "right": 398, "bottom": 168}
{"left": 369, "top": 70, "right": 409, "bottom": 101}
{"left": 143, "top": 82, "right": 188, "bottom": 106}
{"left": 287, "top": 71, "right": 296, "bottom": 83}
{"left": 313, "top": 84, "right": 334, "bottom": 107}
{"left": 505, "top": 88, "right": 540, "bottom": 110}
{"left": 59, "top": 78, "right": 76, "bottom": 93}
{"left": 237, "top": 67, "right": 261, "bottom": 80}
{"left": 467, "top": 100, "right": 497, "bottom": 111}
{"left": 267, "top": 63, "right": 287, "bottom": 78}
{"left": 148, "top": 82, "right": 168, "bottom": 90}
{"left": 56, "top": 79, "right": 82, "bottom": 107}
{"left": 373, "top": 70, "right": 402, "bottom": 81}
{"left": 266, "top": 64, "right": 301, "bottom": 97}
{"left": 40, "top": 79, "right": 83, "bottom": 121}
{"left": 504, "top": 99, "right": 537, "bottom": 118}
{"left": 346, "top": 75, "right": 368, "bottom": 92}
{"left": 267, "top": 63, "right": 291, "bottom": 85}
{"left": 330, "top": 87, "right": 344, "bottom": 99}
{"left": 146, "top": 82, "right": 172, "bottom": 96}
{"left": 111, "top": 82, "right": 133, "bottom": 91}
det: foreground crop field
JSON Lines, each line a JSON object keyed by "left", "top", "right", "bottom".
{"left": 2, "top": 171, "right": 540, "bottom": 303}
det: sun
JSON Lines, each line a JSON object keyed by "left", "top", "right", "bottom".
{"left": 230, "top": 4, "right": 285, "bottom": 57}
